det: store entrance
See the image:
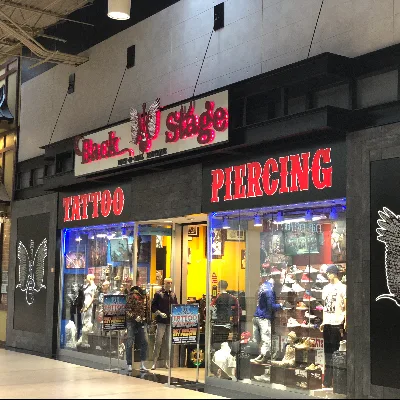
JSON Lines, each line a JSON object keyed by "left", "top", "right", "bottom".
{"left": 134, "top": 214, "right": 208, "bottom": 385}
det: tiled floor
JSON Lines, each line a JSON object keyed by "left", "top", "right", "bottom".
{"left": 0, "top": 349, "right": 225, "bottom": 399}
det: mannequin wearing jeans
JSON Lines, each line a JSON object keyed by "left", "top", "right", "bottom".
{"left": 125, "top": 279, "right": 149, "bottom": 372}
{"left": 319, "top": 264, "right": 346, "bottom": 388}
{"left": 151, "top": 278, "right": 178, "bottom": 370}
{"left": 251, "top": 275, "right": 281, "bottom": 364}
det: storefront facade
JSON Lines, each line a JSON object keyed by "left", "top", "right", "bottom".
{"left": 202, "top": 138, "right": 348, "bottom": 398}
{"left": 8, "top": 44, "right": 400, "bottom": 399}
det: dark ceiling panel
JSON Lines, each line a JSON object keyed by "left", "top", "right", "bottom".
{"left": 21, "top": 0, "right": 180, "bottom": 83}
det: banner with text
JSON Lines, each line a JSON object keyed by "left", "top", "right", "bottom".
{"left": 103, "top": 294, "right": 126, "bottom": 331}
{"left": 171, "top": 304, "right": 199, "bottom": 345}
{"left": 74, "top": 91, "right": 229, "bottom": 176}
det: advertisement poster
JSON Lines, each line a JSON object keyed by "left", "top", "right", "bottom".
{"left": 103, "top": 294, "right": 126, "bottom": 331}
{"left": 171, "top": 304, "right": 199, "bottom": 345}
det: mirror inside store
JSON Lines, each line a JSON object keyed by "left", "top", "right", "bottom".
{"left": 60, "top": 216, "right": 208, "bottom": 383}
{"left": 208, "top": 200, "right": 347, "bottom": 398}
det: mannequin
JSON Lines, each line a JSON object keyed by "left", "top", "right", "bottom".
{"left": 212, "top": 342, "right": 237, "bottom": 381}
{"left": 77, "top": 274, "right": 96, "bottom": 347}
{"left": 271, "top": 331, "right": 296, "bottom": 367}
{"left": 251, "top": 273, "right": 282, "bottom": 364}
{"left": 125, "top": 277, "right": 150, "bottom": 372}
{"left": 68, "top": 282, "right": 83, "bottom": 340}
{"left": 94, "top": 279, "right": 110, "bottom": 334}
{"left": 210, "top": 280, "right": 241, "bottom": 343}
{"left": 319, "top": 264, "right": 346, "bottom": 388}
{"left": 151, "top": 278, "right": 178, "bottom": 370}
{"left": 65, "top": 320, "right": 77, "bottom": 349}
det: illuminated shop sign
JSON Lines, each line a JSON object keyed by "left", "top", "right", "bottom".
{"left": 202, "top": 142, "right": 346, "bottom": 213}
{"left": 58, "top": 184, "right": 131, "bottom": 228}
{"left": 74, "top": 91, "right": 229, "bottom": 176}
{"left": 210, "top": 148, "right": 332, "bottom": 203}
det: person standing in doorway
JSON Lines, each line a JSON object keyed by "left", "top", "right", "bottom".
{"left": 151, "top": 278, "right": 178, "bottom": 370}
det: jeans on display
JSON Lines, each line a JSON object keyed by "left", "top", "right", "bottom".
{"left": 252, "top": 317, "right": 272, "bottom": 356}
{"left": 126, "top": 320, "right": 148, "bottom": 365}
{"left": 323, "top": 324, "right": 342, "bottom": 387}
{"left": 153, "top": 323, "right": 171, "bottom": 362}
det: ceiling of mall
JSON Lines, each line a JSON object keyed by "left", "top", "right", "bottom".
{"left": 0, "top": 0, "right": 180, "bottom": 77}
{"left": 0, "top": 0, "right": 93, "bottom": 66}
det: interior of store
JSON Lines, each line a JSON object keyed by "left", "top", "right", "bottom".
{"left": 59, "top": 198, "right": 347, "bottom": 397}
{"left": 208, "top": 198, "right": 347, "bottom": 398}
{"left": 59, "top": 214, "right": 209, "bottom": 383}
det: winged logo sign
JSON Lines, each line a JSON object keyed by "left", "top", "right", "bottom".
{"left": 16, "top": 238, "right": 47, "bottom": 306}
{"left": 130, "top": 98, "right": 161, "bottom": 153}
{"left": 376, "top": 207, "right": 400, "bottom": 307}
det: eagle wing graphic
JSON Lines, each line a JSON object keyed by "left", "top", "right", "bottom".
{"left": 146, "top": 98, "right": 161, "bottom": 139}
{"left": 16, "top": 241, "right": 29, "bottom": 290}
{"left": 129, "top": 107, "right": 139, "bottom": 144}
{"left": 33, "top": 238, "right": 47, "bottom": 291}
{"left": 376, "top": 207, "right": 400, "bottom": 305}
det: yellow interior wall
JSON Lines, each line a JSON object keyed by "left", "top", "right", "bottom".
{"left": 0, "top": 311, "right": 6, "bottom": 342}
{"left": 211, "top": 240, "right": 246, "bottom": 293}
{"left": 187, "top": 226, "right": 207, "bottom": 299}
{"left": 150, "top": 236, "right": 156, "bottom": 284}
{"left": 162, "top": 235, "right": 171, "bottom": 279}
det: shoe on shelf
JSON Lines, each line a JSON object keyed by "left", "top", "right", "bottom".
{"left": 281, "top": 301, "right": 295, "bottom": 310}
{"left": 250, "top": 354, "right": 264, "bottom": 363}
{"left": 313, "top": 301, "right": 324, "bottom": 311}
{"left": 287, "top": 317, "right": 301, "bottom": 327}
{"left": 303, "top": 292, "right": 316, "bottom": 302}
{"left": 301, "top": 273, "right": 312, "bottom": 283}
{"left": 292, "top": 282, "right": 305, "bottom": 293}
{"left": 281, "top": 284, "right": 294, "bottom": 293}
{"left": 311, "top": 284, "right": 323, "bottom": 292}
{"left": 283, "top": 275, "right": 295, "bottom": 284}
{"left": 316, "top": 274, "right": 328, "bottom": 283}
{"left": 301, "top": 322, "right": 316, "bottom": 329}
{"left": 305, "top": 265, "right": 319, "bottom": 273}
{"left": 270, "top": 267, "right": 281, "bottom": 275}
{"left": 296, "top": 302, "right": 308, "bottom": 310}
{"left": 305, "top": 311, "right": 316, "bottom": 319}
{"left": 289, "top": 265, "right": 303, "bottom": 275}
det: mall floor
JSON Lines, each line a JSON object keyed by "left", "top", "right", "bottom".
{"left": 0, "top": 349, "right": 225, "bottom": 399}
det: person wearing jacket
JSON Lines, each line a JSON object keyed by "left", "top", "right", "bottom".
{"left": 151, "top": 278, "right": 178, "bottom": 370}
{"left": 251, "top": 275, "right": 282, "bottom": 364}
{"left": 125, "top": 278, "right": 150, "bottom": 372}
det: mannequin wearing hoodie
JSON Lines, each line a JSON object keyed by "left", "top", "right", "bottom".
{"left": 125, "top": 281, "right": 150, "bottom": 372}
{"left": 251, "top": 275, "right": 282, "bottom": 364}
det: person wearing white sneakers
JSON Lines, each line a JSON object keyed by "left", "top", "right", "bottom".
{"left": 319, "top": 265, "right": 346, "bottom": 388}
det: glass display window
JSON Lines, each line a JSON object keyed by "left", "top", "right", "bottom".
{"left": 60, "top": 223, "right": 136, "bottom": 355}
{"left": 207, "top": 199, "right": 347, "bottom": 398}
{"left": 59, "top": 221, "right": 175, "bottom": 370}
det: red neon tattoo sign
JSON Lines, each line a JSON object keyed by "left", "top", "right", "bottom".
{"left": 63, "top": 187, "right": 125, "bottom": 222}
{"left": 210, "top": 148, "right": 333, "bottom": 203}
{"left": 74, "top": 131, "right": 134, "bottom": 165}
{"left": 165, "top": 100, "right": 228, "bottom": 145}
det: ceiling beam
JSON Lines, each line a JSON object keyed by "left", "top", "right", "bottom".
{"left": 0, "top": 0, "right": 94, "bottom": 27}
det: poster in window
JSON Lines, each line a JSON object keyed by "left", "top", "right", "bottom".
{"left": 284, "top": 230, "right": 320, "bottom": 256}
{"left": 110, "top": 238, "right": 129, "bottom": 262}
{"left": 205, "top": 228, "right": 225, "bottom": 259}
{"left": 188, "top": 226, "right": 199, "bottom": 237}
{"left": 88, "top": 238, "right": 107, "bottom": 267}
{"left": 331, "top": 220, "right": 346, "bottom": 262}
{"left": 65, "top": 251, "right": 85, "bottom": 269}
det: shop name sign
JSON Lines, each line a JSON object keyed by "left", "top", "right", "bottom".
{"left": 210, "top": 148, "right": 332, "bottom": 203}
{"left": 74, "top": 91, "right": 229, "bottom": 176}
{"left": 62, "top": 187, "right": 125, "bottom": 222}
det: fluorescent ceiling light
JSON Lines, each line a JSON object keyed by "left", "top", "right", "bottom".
{"left": 273, "top": 215, "right": 327, "bottom": 225}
